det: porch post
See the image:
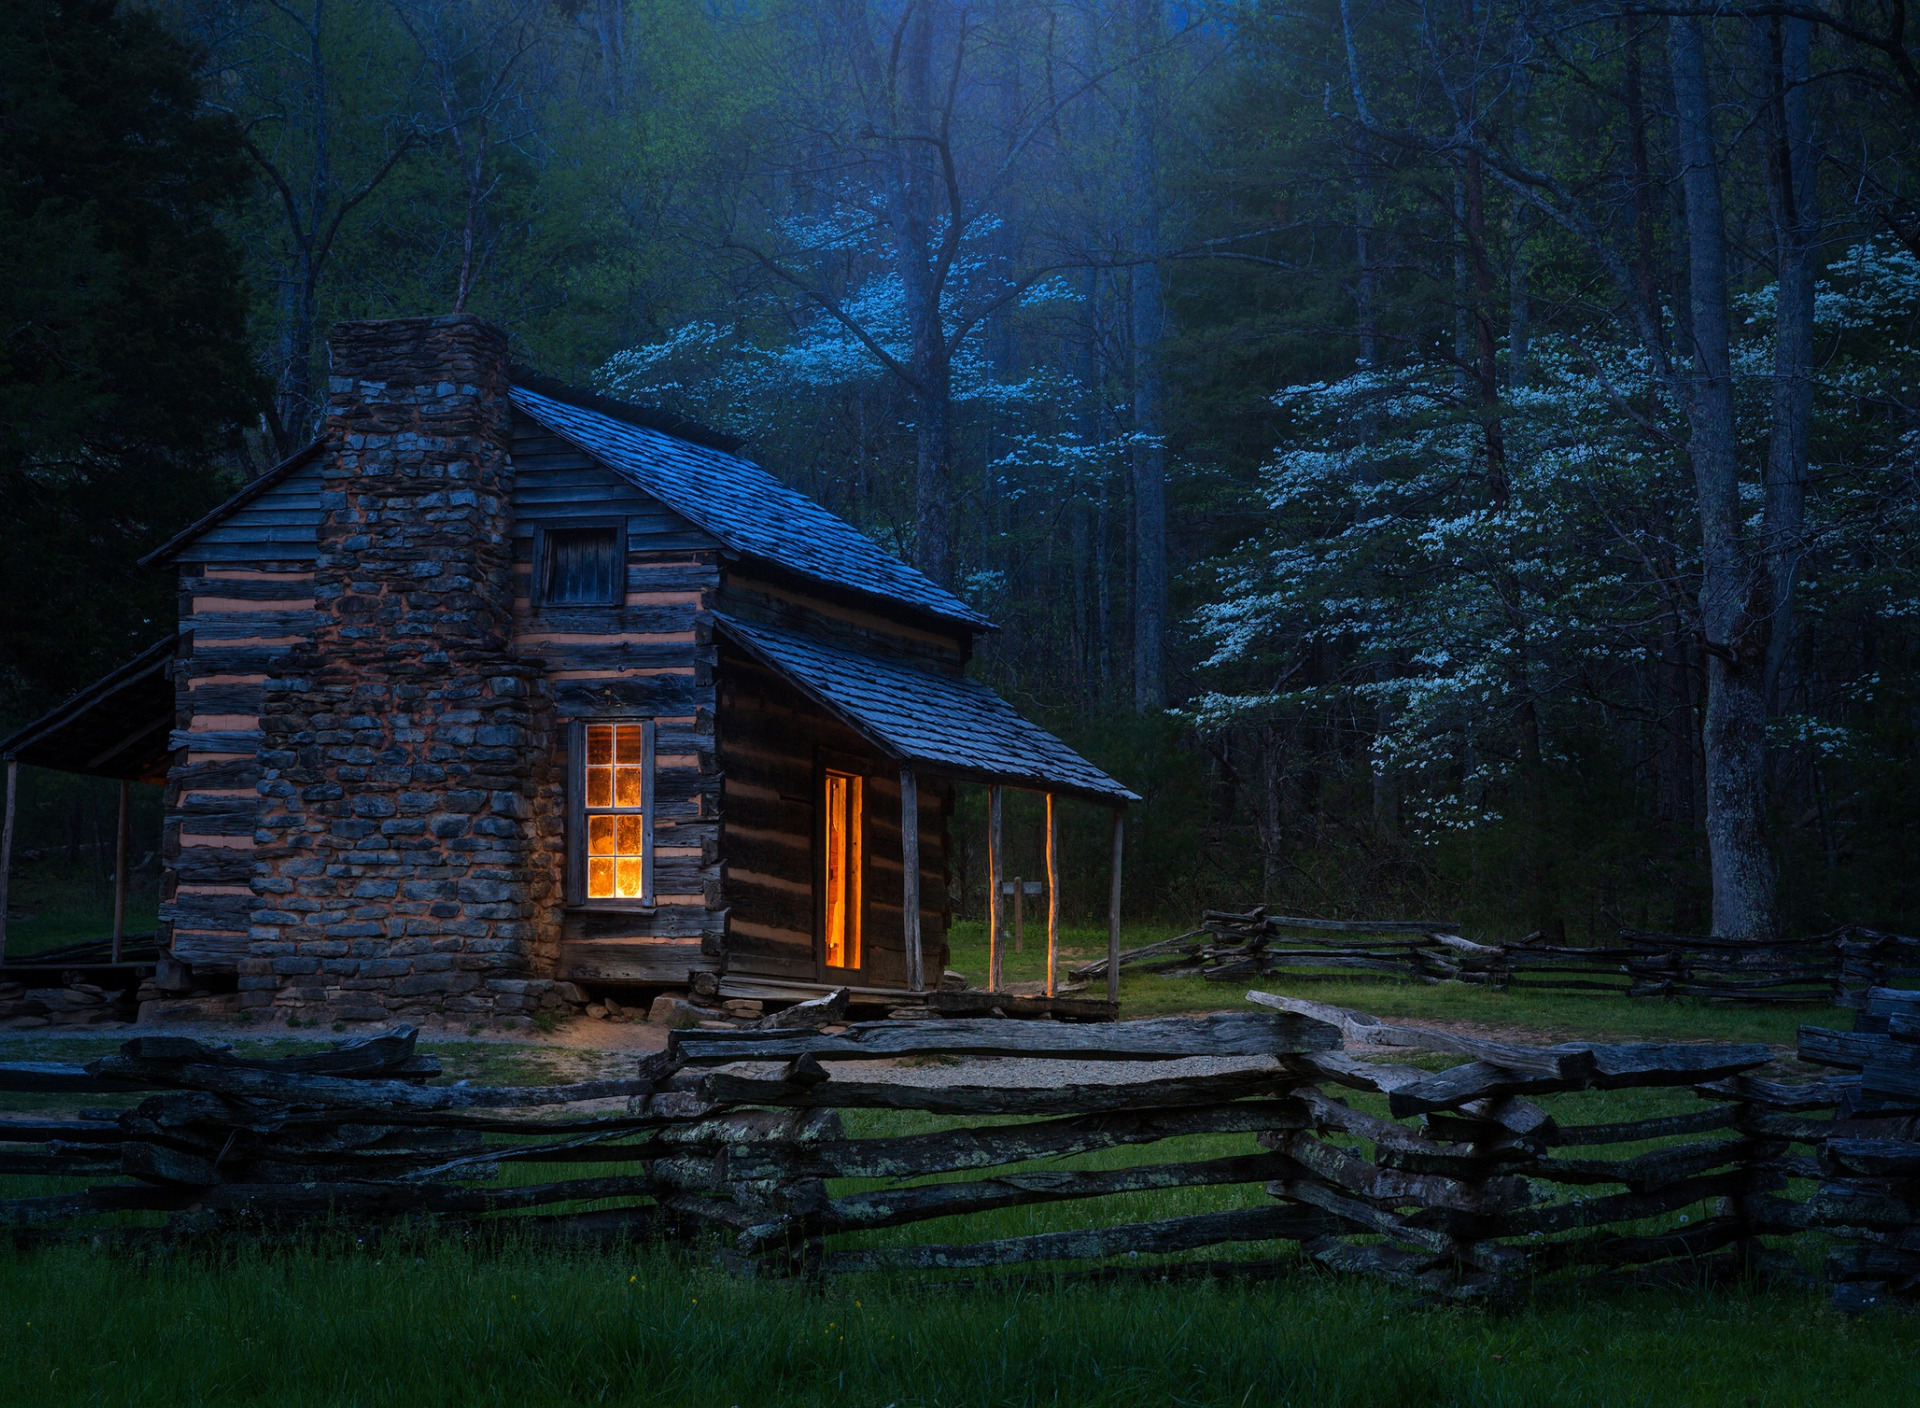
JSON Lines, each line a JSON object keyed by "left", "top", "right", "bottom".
{"left": 112, "top": 779, "right": 130, "bottom": 963}
{"left": 1107, "top": 809, "right": 1125, "bottom": 1005}
{"left": 1045, "top": 791, "right": 1060, "bottom": 998}
{"left": 986, "top": 785, "right": 1003, "bottom": 992}
{"left": 900, "top": 766, "right": 923, "bottom": 992}
{"left": 0, "top": 758, "right": 15, "bottom": 965}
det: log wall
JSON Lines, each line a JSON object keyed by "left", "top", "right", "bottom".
{"left": 508, "top": 411, "right": 726, "bottom": 986}
{"left": 162, "top": 561, "right": 318, "bottom": 971}
{"left": 717, "top": 643, "right": 951, "bottom": 987}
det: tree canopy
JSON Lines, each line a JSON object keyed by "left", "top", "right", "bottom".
{"left": 7, "top": 0, "right": 1919, "bottom": 936}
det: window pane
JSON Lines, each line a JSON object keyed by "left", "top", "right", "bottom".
{"left": 615, "top": 814, "right": 644, "bottom": 856}
{"left": 545, "top": 528, "right": 619, "bottom": 604}
{"left": 587, "top": 858, "right": 614, "bottom": 898}
{"left": 615, "top": 765, "right": 643, "bottom": 807}
{"left": 586, "top": 725, "right": 613, "bottom": 766}
{"left": 615, "top": 858, "right": 643, "bottom": 898}
{"left": 588, "top": 815, "right": 615, "bottom": 855}
{"left": 585, "top": 767, "right": 612, "bottom": 808}
{"left": 616, "top": 725, "right": 645, "bottom": 762}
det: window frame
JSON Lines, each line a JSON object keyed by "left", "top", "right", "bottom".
{"left": 815, "top": 753, "right": 869, "bottom": 975}
{"left": 565, "top": 718, "right": 656, "bottom": 909}
{"left": 533, "top": 519, "right": 627, "bottom": 610}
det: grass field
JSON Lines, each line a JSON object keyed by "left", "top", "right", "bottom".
{"left": 1, "top": 1238, "right": 1915, "bottom": 1407}
{"left": 0, "top": 923, "right": 1905, "bottom": 1404}
{"left": 945, "top": 919, "right": 1816, "bottom": 1046}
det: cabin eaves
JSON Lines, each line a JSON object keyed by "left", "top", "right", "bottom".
{"left": 714, "top": 615, "right": 1138, "bottom": 804}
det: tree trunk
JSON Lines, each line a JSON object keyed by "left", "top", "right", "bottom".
{"left": 1129, "top": 0, "right": 1168, "bottom": 711}
{"left": 1761, "top": 15, "right": 1817, "bottom": 715}
{"left": 1668, "top": 16, "right": 1779, "bottom": 939}
{"left": 888, "top": 0, "right": 954, "bottom": 587}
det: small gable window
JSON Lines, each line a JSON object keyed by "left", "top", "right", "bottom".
{"left": 541, "top": 526, "right": 622, "bottom": 606}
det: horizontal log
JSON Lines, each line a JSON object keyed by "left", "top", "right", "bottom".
{"left": 1694, "top": 1073, "right": 1854, "bottom": 1110}
{"left": 0, "top": 1117, "right": 124, "bottom": 1143}
{"left": 1245, "top": 992, "right": 1594, "bottom": 1076}
{"left": 819, "top": 1204, "right": 1341, "bottom": 1274}
{"left": 0, "top": 1062, "right": 149, "bottom": 1094}
{"left": 1529, "top": 1137, "right": 1757, "bottom": 1192}
{"left": 1386, "top": 1042, "right": 1772, "bottom": 1118}
{"left": 1798, "top": 1029, "right": 1890, "bottom": 1068}
{"left": 0, "top": 1152, "right": 123, "bottom": 1177}
{"left": 1274, "top": 1132, "right": 1530, "bottom": 1213}
{"left": 672, "top": 1012, "right": 1339, "bottom": 1065}
{"left": 1492, "top": 1170, "right": 1757, "bottom": 1238}
{"left": 728, "top": 1101, "right": 1312, "bottom": 1182}
{"left": 1524, "top": 1214, "right": 1749, "bottom": 1274}
{"left": 699, "top": 1063, "right": 1298, "bottom": 1115}
{"left": 1548, "top": 1106, "right": 1736, "bottom": 1147}
{"left": 772, "top": 1151, "right": 1294, "bottom": 1244}
{"left": 1823, "top": 1138, "right": 1920, "bottom": 1178}
{"left": 0, "top": 1186, "right": 194, "bottom": 1226}
{"left": 83, "top": 1058, "right": 663, "bottom": 1113}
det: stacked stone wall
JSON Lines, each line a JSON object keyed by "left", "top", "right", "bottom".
{"left": 242, "top": 314, "right": 574, "bottom": 1024}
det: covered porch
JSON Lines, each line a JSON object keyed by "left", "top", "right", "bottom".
{"left": 713, "top": 616, "right": 1139, "bottom": 1007}
{"left": 0, "top": 635, "right": 177, "bottom": 982}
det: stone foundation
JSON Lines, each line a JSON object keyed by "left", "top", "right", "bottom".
{"left": 242, "top": 314, "right": 572, "bottom": 1023}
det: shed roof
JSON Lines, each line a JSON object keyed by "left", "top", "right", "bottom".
{"left": 511, "top": 387, "right": 991, "bottom": 631}
{"left": 0, "top": 635, "right": 178, "bottom": 782}
{"left": 714, "top": 615, "right": 1137, "bottom": 804}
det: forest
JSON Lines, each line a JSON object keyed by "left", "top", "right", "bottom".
{"left": 3, "top": 0, "right": 1917, "bottom": 944}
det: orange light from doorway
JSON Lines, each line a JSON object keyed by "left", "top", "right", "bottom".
{"left": 822, "top": 770, "right": 862, "bottom": 968}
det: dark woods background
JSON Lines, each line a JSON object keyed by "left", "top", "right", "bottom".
{"left": 3, "top": 0, "right": 1917, "bottom": 940}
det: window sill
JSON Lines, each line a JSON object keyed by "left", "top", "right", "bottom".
{"left": 567, "top": 901, "right": 657, "bottom": 915}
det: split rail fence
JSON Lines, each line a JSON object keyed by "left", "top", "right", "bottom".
{"left": 1073, "top": 908, "right": 1920, "bottom": 1008}
{"left": 3, "top": 997, "right": 1919, "bottom": 1309}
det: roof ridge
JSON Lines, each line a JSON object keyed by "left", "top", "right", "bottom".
{"left": 510, "top": 385, "right": 993, "bottom": 632}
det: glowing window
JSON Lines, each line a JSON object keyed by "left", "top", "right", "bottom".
{"left": 581, "top": 722, "right": 652, "bottom": 901}
{"left": 822, "top": 770, "right": 863, "bottom": 969}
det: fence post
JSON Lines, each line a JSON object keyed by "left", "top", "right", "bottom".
{"left": 988, "top": 786, "right": 1003, "bottom": 993}
{"left": 112, "top": 779, "right": 130, "bottom": 964}
{"left": 0, "top": 757, "right": 15, "bottom": 965}
{"left": 1045, "top": 793, "right": 1060, "bottom": 998}
{"left": 1107, "top": 810, "right": 1125, "bottom": 1005}
{"left": 901, "top": 767, "right": 923, "bottom": 992}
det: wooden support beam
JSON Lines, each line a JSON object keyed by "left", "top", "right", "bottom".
{"left": 112, "top": 780, "right": 130, "bottom": 964}
{"left": 1108, "top": 809, "right": 1125, "bottom": 1005}
{"left": 0, "top": 758, "right": 14, "bottom": 965}
{"left": 987, "top": 785, "right": 1003, "bottom": 993}
{"left": 1045, "top": 792, "right": 1060, "bottom": 998}
{"left": 900, "top": 767, "right": 923, "bottom": 992}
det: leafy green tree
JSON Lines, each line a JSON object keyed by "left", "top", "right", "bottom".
{"left": 0, "top": 0, "right": 259, "bottom": 717}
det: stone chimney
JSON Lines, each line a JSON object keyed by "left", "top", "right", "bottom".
{"left": 245, "top": 315, "right": 573, "bottom": 1025}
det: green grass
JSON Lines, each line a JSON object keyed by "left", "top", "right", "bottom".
{"left": 0, "top": 1239, "right": 1914, "bottom": 1407}
{"left": 945, "top": 920, "right": 1824, "bottom": 1047}
{"left": 0, "top": 893, "right": 159, "bottom": 957}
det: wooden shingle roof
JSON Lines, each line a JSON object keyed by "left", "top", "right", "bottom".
{"left": 510, "top": 386, "right": 991, "bottom": 630}
{"left": 715, "top": 615, "right": 1137, "bottom": 804}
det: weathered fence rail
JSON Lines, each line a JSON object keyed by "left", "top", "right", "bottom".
{"left": 1072, "top": 908, "right": 1920, "bottom": 1009}
{"left": 4, "top": 996, "right": 1918, "bottom": 1309}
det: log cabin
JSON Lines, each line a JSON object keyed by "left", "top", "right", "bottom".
{"left": 0, "top": 314, "right": 1135, "bottom": 1023}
